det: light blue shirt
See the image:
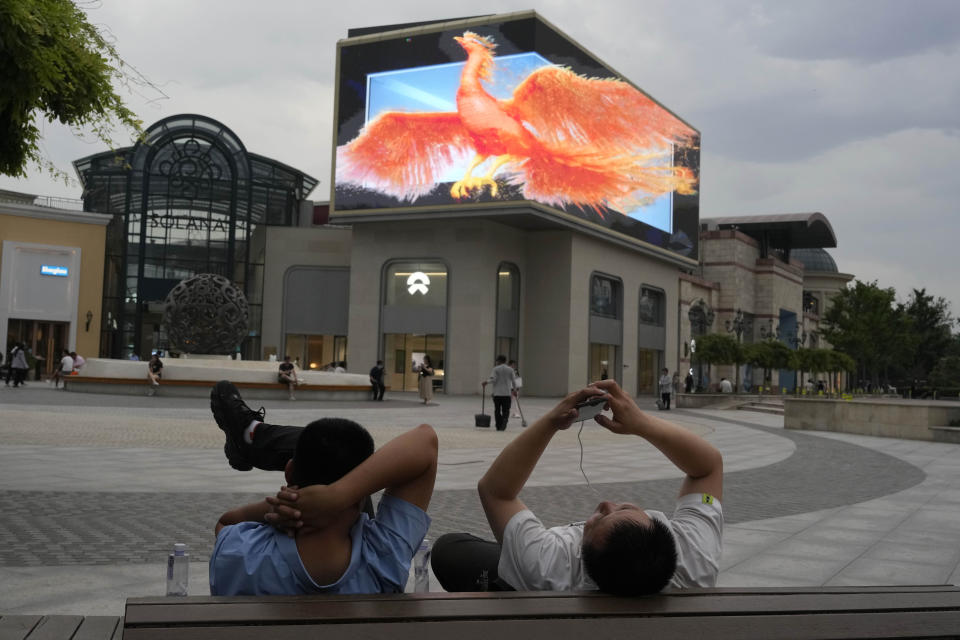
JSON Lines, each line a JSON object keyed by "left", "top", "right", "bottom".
{"left": 209, "top": 493, "right": 430, "bottom": 595}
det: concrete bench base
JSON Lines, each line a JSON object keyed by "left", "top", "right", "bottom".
{"left": 63, "top": 358, "right": 375, "bottom": 401}
{"left": 785, "top": 397, "right": 960, "bottom": 442}
{"left": 64, "top": 377, "right": 374, "bottom": 401}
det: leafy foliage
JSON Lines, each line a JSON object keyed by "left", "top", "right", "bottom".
{"left": 930, "top": 354, "right": 960, "bottom": 389}
{"left": 744, "top": 340, "right": 796, "bottom": 372}
{"left": 819, "top": 280, "right": 911, "bottom": 387}
{"left": 0, "top": 0, "right": 142, "bottom": 177}
{"left": 693, "top": 333, "right": 741, "bottom": 366}
{"left": 902, "top": 288, "right": 956, "bottom": 382}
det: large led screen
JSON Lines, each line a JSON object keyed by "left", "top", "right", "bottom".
{"left": 333, "top": 15, "right": 701, "bottom": 258}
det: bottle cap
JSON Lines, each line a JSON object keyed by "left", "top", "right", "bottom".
{"left": 174, "top": 543, "right": 187, "bottom": 555}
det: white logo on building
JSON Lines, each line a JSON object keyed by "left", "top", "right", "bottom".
{"left": 407, "top": 272, "right": 430, "bottom": 295}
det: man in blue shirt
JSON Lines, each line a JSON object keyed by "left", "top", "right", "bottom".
{"left": 209, "top": 382, "right": 437, "bottom": 595}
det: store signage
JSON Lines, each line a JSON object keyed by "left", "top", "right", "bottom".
{"left": 148, "top": 212, "right": 229, "bottom": 231}
{"left": 406, "top": 271, "right": 430, "bottom": 295}
{"left": 40, "top": 265, "right": 69, "bottom": 277}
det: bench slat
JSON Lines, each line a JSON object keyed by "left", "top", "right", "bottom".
{"left": 70, "top": 617, "right": 121, "bottom": 640}
{"left": 120, "top": 610, "right": 960, "bottom": 640}
{"left": 0, "top": 616, "right": 42, "bottom": 640}
{"left": 19, "top": 616, "right": 82, "bottom": 640}
{"left": 124, "top": 589, "right": 960, "bottom": 626}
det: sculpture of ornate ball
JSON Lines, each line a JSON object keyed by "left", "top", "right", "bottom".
{"left": 163, "top": 274, "right": 249, "bottom": 354}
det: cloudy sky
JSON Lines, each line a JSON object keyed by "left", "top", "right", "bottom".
{"left": 3, "top": 0, "right": 959, "bottom": 312}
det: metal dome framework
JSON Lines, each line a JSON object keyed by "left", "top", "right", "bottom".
{"left": 74, "top": 114, "right": 318, "bottom": 358}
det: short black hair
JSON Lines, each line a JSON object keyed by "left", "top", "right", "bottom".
{"left": 496, "top": 354, "right": 507, "bottom": 364}
{"left": 289, "top": 418, "right": 375, "bottom": 488}
{"left": 582, "top": 518, "right": 677, "bottom": 596}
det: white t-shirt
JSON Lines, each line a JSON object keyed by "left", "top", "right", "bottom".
{"left": 60, "top": 355, "right": 74, "bottom": 373}
{"left": 498, "top": 493, "right": 723, "bottom": 591}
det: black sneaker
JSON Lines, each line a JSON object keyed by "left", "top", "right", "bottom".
{"left": 210, "top": 380, "right": 264, "bottom": 471}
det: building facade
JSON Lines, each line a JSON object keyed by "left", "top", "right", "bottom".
{"left": 0, "top": 191, "right": 109, "bottom": 375}
{"left": 74, "top": 115, "right": 318, "bottom": 360}
{"left": 679, "top": 214, "right": 853, "bottom": 392}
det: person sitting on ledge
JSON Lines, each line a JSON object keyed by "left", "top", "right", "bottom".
{"left": 277, "top": 354, "right": 300, "bottom": 400}
{"left": 430, "top": 378, "right": 723, "bottom": 595}
{"left": 209, "top": 380, "right": 436, "bottom": 595}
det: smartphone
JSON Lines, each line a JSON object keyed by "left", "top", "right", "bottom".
{"left": 575, "top": 394, "right": 608, "bottom": 421}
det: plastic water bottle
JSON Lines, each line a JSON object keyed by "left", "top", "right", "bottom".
{"left": 413, "top": 538, "right": 431, "bottom": 593}
{"left": 166, "top": 543, "right": 189, "bottom": 596}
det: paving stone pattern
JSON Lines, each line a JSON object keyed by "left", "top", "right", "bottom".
{"left": 0, "top": 413, "right": 924, "bottom": 567}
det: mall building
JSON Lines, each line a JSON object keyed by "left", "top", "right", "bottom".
{"left": 0, "top": 190, "right": 109, "bottom": 376}
{"left": 2, "top": 12, "right": 853, "bottom": 396}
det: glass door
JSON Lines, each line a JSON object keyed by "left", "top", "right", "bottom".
{"left": 383, "top": 333, "right": 445, "bottom": 392}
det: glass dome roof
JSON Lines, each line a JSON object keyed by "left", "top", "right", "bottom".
{"left": 793, "top": 247, "right": 838, "bottom": 273}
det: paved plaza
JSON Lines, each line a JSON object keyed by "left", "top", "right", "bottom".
{"left": 1, "top": 384, "right": 959, "bottom": 615}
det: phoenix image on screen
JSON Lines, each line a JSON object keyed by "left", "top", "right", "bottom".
{"left": 335, "top": 31, "right": 698, "bottom": 233}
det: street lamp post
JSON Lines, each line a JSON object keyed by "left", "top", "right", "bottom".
{"left": 724, "top": 309, "right": 752, "bottom": 392}
{"left": 788, "top": 326, "right": 808, "bottom": 393}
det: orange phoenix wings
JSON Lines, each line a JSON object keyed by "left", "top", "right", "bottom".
{"left": 336, "top": 32, "right": 697, "bottom": 216}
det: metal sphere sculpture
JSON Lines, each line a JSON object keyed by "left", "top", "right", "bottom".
{"left": 163, "top": 273, "right": 249, "bottom": 354}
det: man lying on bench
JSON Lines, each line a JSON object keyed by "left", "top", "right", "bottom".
{"left": 209, "top": 381, "right": 437, "bottom": 595}
{"left": 431, "top": 378, "right": 723, "bottom": 595}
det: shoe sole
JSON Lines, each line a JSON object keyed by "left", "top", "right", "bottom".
{"left": 211, "top": 381, "right": 254, "bottom": 471}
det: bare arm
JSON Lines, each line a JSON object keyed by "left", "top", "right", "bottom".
{"left": 271, "top": 424, "right": 438, "bottom": 529}
{"left": 478, "top": 387, "right": 604, "bottom": 542}
{"left": 215, "top": 500, "right": 272, "bottom": 536}
{"left": 592, "top": 379, "right": 723, "bottom": 500}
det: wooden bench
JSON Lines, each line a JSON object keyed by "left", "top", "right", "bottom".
{"left": 123, "top": 586, "right": 960, "bottom": 639}
{"left": 0, "top": 615, "right": 122, "bottom": 640}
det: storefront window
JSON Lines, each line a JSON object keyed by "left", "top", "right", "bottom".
{"left": 590, "top": 275, "right": 620, "bottom": 318}
{"left": 284, "top": 334, "right": 347, "bottom": 371}
{"left": 589, "top": 272, "right": 622, "bottom": 384}
{"left": 639, "top": 287, "right": 665, "bottom": 325}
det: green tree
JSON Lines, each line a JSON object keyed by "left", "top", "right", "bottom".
{"left": 819, "top": 280, "right": 910, "bottom": 389}
{"left": 744, "top": 340, "right": 796, "bottom": 392}
{"left": 825, "top": 351, "right": 855, "bottom": 394}
{"left": 0, "top": 0, "right": 142, "bottom": 177}
{"left": 795, "top": 348, "right": 834, "bottom": 393}
{"left": 930, "top": 355, "right": 960, "bottom": 389}
{"left": 902, "top": 288, "right": 955, "bottom": 383}
{"left": 693, "top": 334, "right": 742, "bottom": 391}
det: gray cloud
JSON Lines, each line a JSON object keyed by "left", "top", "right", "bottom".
{"left": 1, "top": 0, "right": 958, "bottom": 312}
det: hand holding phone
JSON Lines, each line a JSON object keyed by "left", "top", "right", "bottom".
{"left": 574, "top": 393, "right": 608, "bottom": 422}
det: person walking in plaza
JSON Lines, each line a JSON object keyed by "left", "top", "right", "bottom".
{"left": 147, "top": 353, "right": 163, "bottom": 395}
{"left": 482, "top": 355, "right": 517, "bottom": 431}
{"left": 416, "top": 355, "right": 435, "bottom": 405}
{"left": 52, "top": 349, "right": 74, "bottom": 389}
{"left": 658, "top": 367, "right": 672, "bottom": 410}
{"left": 278, "top": 355, "right": 300, "bottom": 400}
{"left": 369, "top": 359, "right": 386, "bottom": 401}
{"left": 431, "top": 378, "right": 723, "bottom": 595}
{"left": 8, "top": 343, "right": 29, "bottom": 387}
{"left": 208, "top": 380, "right": 436, "bottom": 596}
{"left": 509, "top": 360, "right": 523, "bottom": 419}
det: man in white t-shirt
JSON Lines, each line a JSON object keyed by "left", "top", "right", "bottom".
{"left": 53, "top": 349, "right": 74, "bottom": 389}
{"left": 431, "top": 379, "right": 723, "bottom": 595}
